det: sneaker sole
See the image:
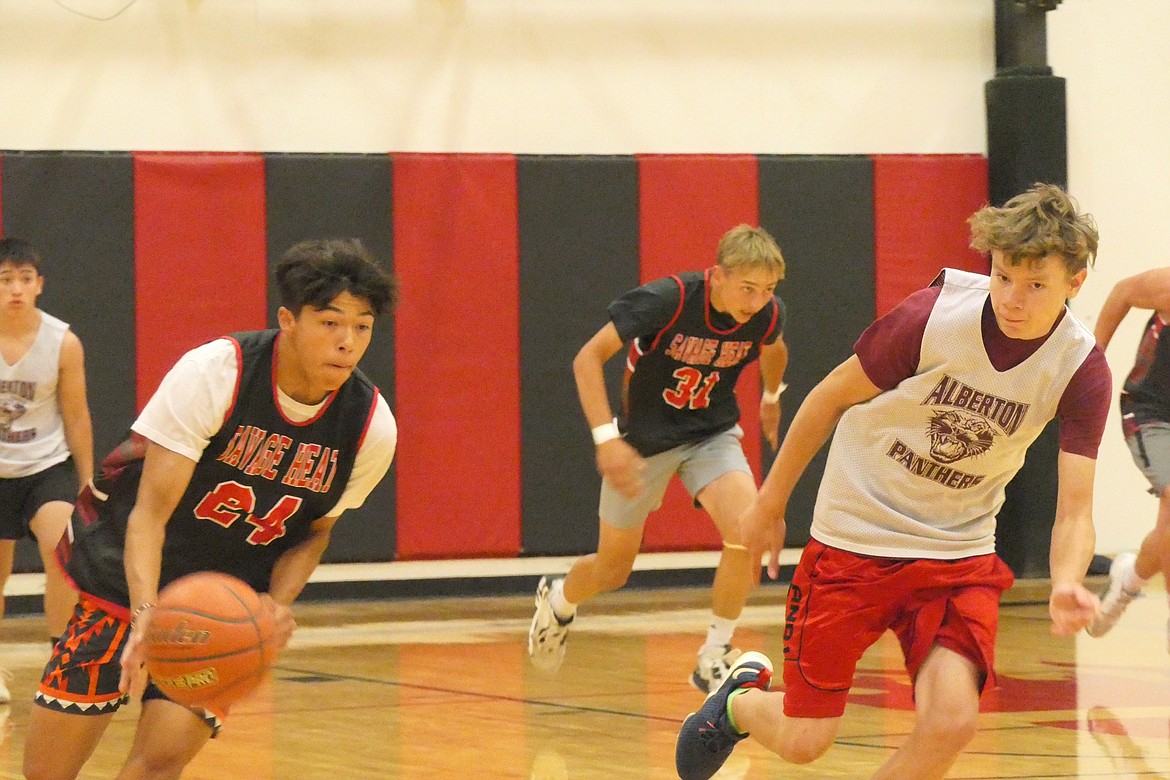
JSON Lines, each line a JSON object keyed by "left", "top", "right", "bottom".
{"left": 688, "top": 670, "right": 711, "bottom": 694}
{"left": 527, "top": 577, "right": 551, "bottom": 657}
{"left": 692, "top": 651, "right": 773, "bottom": 704}
{"left": 1086, "top": 553, "right": 1140, "bottom": 638}
{"left": 527, "top": 576, "right": 570, "bottom": 673}
{"left": 720, "top": 651, "right": 773, "bottom": 690}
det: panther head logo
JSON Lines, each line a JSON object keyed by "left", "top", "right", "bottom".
{"left": 0, "top": 396, "right": 27, "bottom": 432}
{"left": 926, "top": 409, "right": 996, "bottom": 464}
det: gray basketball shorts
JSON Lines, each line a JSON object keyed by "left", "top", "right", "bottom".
{"left": 599, "top": 425, "right": 752, "bottom": 530}
{"left": 1126, "top": 422, "right": 1170, "bottom": 496}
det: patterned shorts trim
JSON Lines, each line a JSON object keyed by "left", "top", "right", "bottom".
{"left": 35, "top": 595, "right": 223, "bottom": 734}
{"left": 35, "top": 596, "right": 131, "bottom": 715}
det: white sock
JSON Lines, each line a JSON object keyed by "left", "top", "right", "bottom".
{"left": 550, "top": 578, "right": 577, "bottom": 621}
{"left": 1124, "top": 569, "right": 1148, "bottom": 592}
{"left": 704, "top": 615, "right": 737, "bottom": 649}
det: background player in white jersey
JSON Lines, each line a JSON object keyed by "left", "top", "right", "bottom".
{"left": 676, "top": 184, "right": 1110, "bottom": 780}
{"left": 529, "top": 224, "right": 789, "bottom": 692}
{"left": 0, "top": 238, "right": 90, "bottom": 703}
{"left": 1086, "top": 268, "right": 1170, "bottom": 645}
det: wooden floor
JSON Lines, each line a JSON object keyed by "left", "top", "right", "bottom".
{"left": 0, "top": 575, "right": 1167, "bottom": 779}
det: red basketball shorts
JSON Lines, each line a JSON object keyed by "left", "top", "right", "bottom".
{"left": 782, "top": 539, "right": 1015, "bottom": 718}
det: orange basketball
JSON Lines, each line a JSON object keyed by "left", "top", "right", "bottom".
{"left": 144, "top": 571, "right": 278, "bottom": 709}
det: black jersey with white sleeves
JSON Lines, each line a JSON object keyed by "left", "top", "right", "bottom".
{"left": 608, "top": 269, "right": 784, "bottom": 456}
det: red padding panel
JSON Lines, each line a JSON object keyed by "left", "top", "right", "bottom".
{"left": 873, "top": 155, "right": 989, "bottom": 317}
{"left": 133, "top": 153, "right": 268, "bottom": 410}
{"left": 636, "top": 154, "right": 760, "bottom": 552}
{"left": 392, "top": 154, "right": 521, "bottom": 559}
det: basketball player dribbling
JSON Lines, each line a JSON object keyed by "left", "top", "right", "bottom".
{"left": 23, "top": 239, "right": 398, "bottom": 780}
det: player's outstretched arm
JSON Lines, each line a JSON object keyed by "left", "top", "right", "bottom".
{"left": 747, "top": 354, "right": 882, "bottom": 579}
{"left": 120, "top": 441, "right": 198, "bottom": 694}
{"left": 1049, "top": 451, "right": 1100, "bottom": 636}
{"left": 757, "top": 336, "right": 789, "bottom": 450}
{"left": 264, "top": 515, "right": 337, "bottom": 650}
{"left": 573, "top": 322, "right": 645, "bottom": 498}
{"left": 57, "top": 330, "right": 94, "bottom": 489}
{"left": 1095, "top": 268, "right": 1170, "bottom": 349}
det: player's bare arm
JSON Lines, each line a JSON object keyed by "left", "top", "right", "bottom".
{"left": 573, "top": 322, "right": 645, "bottom": 498}
{"left": 757, "top": 336, "right": 789, "bottom": 449}
{"left": 119, "top": 441, "right": 197, "bottom": 693}
{"left": 264, "top": 515, "right": 338, "bottom": 649}
{"left": 746, "top": 355, "right": 882, "bottom": 578}
{"left": 1095, "top": 268, "right": 1170, "bottom": 348}
{"left": 1048, "top": 450, "right": 1101, "bottom": 636}
{"left": 57, "top": 330, "right": 94, "bottom": 488}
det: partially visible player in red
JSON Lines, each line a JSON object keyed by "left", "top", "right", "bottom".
{"left": 23, "top": 239, "right": 398, "bottom": 780}
{"left": 676, "top": 183, "right": 1110, "bottom": 780}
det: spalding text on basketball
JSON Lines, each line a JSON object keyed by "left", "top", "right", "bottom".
{"left": 147, "top": 621, "right": 212, "bottom": 646}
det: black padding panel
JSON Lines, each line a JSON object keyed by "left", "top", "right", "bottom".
{"left": 518, "top": 156, "right": 639, "bottom": 556}
{"left": 757, "top": 155, "right": 877, "bottom": 545}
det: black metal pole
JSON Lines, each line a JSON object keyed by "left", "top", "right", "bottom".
{"left": 987, "top": 0, "right": 1068, "bottom": 578}
{"left": 986, "top": 0, "right": 1067, "bottom": 207}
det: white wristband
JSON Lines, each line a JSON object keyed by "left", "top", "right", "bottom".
{"left": 761, "top": 382, "right": 787, "bottom": 404}
{"left": 591, "top": 422, "right": 621, "bottom": 446}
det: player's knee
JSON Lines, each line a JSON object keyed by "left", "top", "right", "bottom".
{"left": 777, "top": 732, "right": 834, "bottom": 765}
{"left": 24, "top": 752, "right": 69, "bottom": 780}
{"left": 919, "top": 709, "right": 978, "bottom": 752}
{"left": 125, "top": 751, "right": 192, "bottom": 778}
{"left": 593, "top": 561, "right": 633, "bottom": 591}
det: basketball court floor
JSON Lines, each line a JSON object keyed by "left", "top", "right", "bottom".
{"left": 0, "top": 575, "right": 1166, "bottom": 779}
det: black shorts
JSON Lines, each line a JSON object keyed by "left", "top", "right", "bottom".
{"left": 0, "top": 458, "right": 78, "bottom": 540}
{"left": 35, "top": 595, "right": 223, "bottom": 735}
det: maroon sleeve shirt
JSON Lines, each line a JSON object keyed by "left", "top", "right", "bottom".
{"left": 854, "top": 285, "right": 1111, "bottom": 458}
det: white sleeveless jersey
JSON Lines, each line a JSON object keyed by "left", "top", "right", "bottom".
{"left": 812, "top": 269, "right": 1095, "bottom": 559}
{"left": 0, "top": 311, "right": 71, "bottom": 477}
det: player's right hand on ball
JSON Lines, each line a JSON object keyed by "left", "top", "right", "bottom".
{"left": 596, "top": 439, "right": 646, "bottom": 499}
{"left": 261, "top": 594, "right": 297, "bottom": 651}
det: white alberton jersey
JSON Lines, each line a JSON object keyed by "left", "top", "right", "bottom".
{"left": 812, "top": 269, "right": 1095, "bottom": 559}
{"left": 0, "top": 310, "right": 71, "bottom": 478}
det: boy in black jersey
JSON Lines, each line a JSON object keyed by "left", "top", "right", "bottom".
{"left": 528, "top": 224, "right": 789, "bottom": 692}
{"left": 24, "top": 239, "right": 398, "bottom": 780}
{"left": 1088, "top": 268, "right": 1170, "bottom": 645}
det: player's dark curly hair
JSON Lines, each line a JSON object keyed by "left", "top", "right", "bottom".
{"left": 0, "top": 237, "right": 43, "bottom": 272}
{"left": 275, "top": 238, "right": 398, "bottom": 317}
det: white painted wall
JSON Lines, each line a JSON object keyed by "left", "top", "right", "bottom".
{"left": 0, "top": 0, "right": 992, "bottom": 153}
{"left": 0, "top": 0, "right": 1165, "bottom": 553}
{"left": 1051, "top": 0, "right": 1170, "bottom": 554}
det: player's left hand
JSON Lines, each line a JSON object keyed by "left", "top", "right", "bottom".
{"left": 118, "top": 608, "right": 152, "bottom": 697}
{"left": 1049, "top": 582, "right": 1100, "bottom": 637}
{"left": 759, "top": 399, "right": 781, "bottom": 450}
{"left": 261, "top": 594, "right": 297, "bottom": 651}
{"left": 741, "top": 501, "right": 786, "bottom": 581}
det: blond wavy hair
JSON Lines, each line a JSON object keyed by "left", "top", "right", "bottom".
{"left": 968, "top": 182, "right": 1099, "bottom": 275}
